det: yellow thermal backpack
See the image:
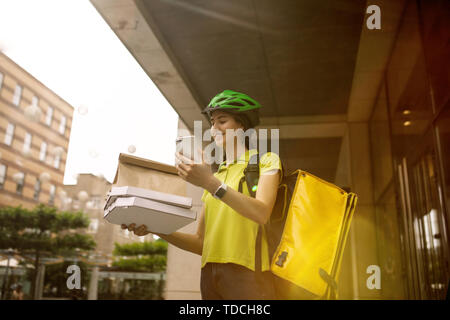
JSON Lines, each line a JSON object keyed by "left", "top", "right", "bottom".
{"left": 238, "top": 153, "right": 358, "bottom": 300}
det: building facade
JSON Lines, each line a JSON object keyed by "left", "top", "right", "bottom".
{"left": 62, "top": 173, "right": 150, "bottom": 257}
{"left": 366, "top": 0, "right": 449, "bottom": 299}
{"left": 0, "top": 52, "right": 72, "bottom": 210}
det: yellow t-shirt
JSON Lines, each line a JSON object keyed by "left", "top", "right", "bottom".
{"left": 201, "top": 149, "right": 283, "bottom": 272}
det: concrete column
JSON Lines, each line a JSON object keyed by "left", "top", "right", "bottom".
{"left": 88, "top": 266, "right": 99, "bottom": 300}
{"left": 347, "top": 122, "right": 381, "bottom": 299}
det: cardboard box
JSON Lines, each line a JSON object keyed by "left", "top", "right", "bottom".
{"left": 105, "top": 186, "right": 193, "bottom": 211}
{"left": 112, "top": 153, "right": 187, "bottom": 196}
{"left": 103, "top": 153, "right": 196, "bottom": 234}
{"left": 104, "top": 197, "right": 196, "bottom": 235}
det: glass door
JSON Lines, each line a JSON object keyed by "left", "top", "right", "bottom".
{"left": 398, "top": 128, "right": 448, "bottom": 299}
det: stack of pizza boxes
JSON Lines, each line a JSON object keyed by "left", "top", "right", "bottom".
{"left": 103, "top": 153, "right": 196, "bottom": 235}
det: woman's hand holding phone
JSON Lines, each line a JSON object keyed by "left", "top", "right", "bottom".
{"left": 175, "top": 151, "right": 218, "bottom": 191}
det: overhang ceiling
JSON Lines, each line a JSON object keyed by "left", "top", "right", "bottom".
{"left": 279, "top": 137, "right": 343, "bottom": 183}
{"left": 90, "top": 0, "right": 406, "bottom": 183}
{"left": 139, "top": 0, "right": 366, "bottom": 117}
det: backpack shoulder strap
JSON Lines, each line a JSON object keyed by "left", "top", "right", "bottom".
{"left": 238, "top": 153, "right": 260, "bottom": 197}
{"left": 236, "top": 153, "right": 264, "bottom": 275}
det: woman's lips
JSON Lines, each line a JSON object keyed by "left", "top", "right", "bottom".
{"left": 213, "top": 132, "right": 224, "bottom": 144}
{"left": 212, "top": 130, "right": 224, "bottom": 138}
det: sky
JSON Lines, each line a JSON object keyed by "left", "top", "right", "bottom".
{"left": 0, "top": 0, "right": 179, "bottom": 185}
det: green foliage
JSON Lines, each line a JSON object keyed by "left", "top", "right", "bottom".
{"left": 0, "top": 204, "right": 90, "bottom": 232}
{"left": 111, "top": 239, "right": 168, "bottom": 273}
{"left": 113, "top": 239, "right": 168, "bottom": 256}
{"left": 0, "top": 204, "right": 95, "bottom": 254}
{"left": 112, "top": 255, "right": 167, "bottom": 272}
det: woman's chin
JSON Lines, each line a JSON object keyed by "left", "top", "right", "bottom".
{"left": 214, "top": 138, "right": 224, "bottom": 147}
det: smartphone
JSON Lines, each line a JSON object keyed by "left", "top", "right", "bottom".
{"left": 176, "top": 135, "right": 201, "bottom": 163}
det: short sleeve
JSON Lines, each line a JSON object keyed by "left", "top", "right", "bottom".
{"left": 201, "top": 189, "right": 209, "bottom": 203}
{"left": 259, "top": 152, "right": 283, "bottom": 183}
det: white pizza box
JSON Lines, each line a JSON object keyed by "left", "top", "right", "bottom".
{"left": 104, "top": 185, "right": 192, "bottom": 211}
{"left": 104, "top": 196, "right": 196, "bottom": 235}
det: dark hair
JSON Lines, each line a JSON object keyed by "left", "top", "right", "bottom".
{"left": 230, "top": 113, "right": 253, "bottom": 150}
{"left": 231, "top": 113, "right": 252, "bottom": 131}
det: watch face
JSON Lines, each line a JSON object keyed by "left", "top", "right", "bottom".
{"left": 215, "top": 184, "right": 227, "bottom": 199}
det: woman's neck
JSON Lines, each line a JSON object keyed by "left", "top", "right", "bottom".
{"left": 225, "top": 140, "right": 247, "bottom": 165}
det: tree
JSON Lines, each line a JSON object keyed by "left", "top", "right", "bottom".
{"left": 108, "top": 240, "right": 168, "bottom": 299}
{"left": 112, "top": 240, "right": 168, "bottom": 273}
{"left": 0, "top": 204, "right": 96, "bottom": 299}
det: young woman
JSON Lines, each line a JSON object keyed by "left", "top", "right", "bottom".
{"left": 122, "top": 90, "right": 282, "bottom": 300}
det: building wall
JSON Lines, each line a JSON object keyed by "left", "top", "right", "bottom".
{"left": 0, "top": 52, "right": 73, "bottom": 209}
{"left": 366, "top": 0, "right": 450, "bottom": 300}
{"left": 63, "top": 174, "right": 149, "bottom": 258}
{"left": 337, "top": 0, "right": 450, "bottom": 300}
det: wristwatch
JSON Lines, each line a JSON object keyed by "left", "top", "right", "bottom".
{"left": 213, "top": 182, "right": 228, "bottom": 199}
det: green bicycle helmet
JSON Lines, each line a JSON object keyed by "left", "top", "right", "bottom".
{"left": 202, "top": 90, "right": 261, "bottom": 128}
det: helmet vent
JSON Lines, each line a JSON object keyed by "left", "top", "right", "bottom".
{"left": 228, "top": 102, "right": 244, "bottom": 107}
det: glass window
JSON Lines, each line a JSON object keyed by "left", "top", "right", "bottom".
{"left": 12, "top": 85, "right": 22, "bottom": 106}
{"left": 32, "top": 96, "right": 39, "bottom": 106}
{"left": 16, "top": 172, "right": 25, "bottom": 194}
{"left": 59, "top": 115, "right": 66, "bottom": 135}
{"left": 39, "top": 142, "right": 47, "bottom": 161}
{"left": 435, "top": 104, "right": 450, "bottom": 245}
{"left": 53, "top": 153, "right": 61, "bottom": 169}
{"left": 370, "top": 83, "right": 394, "bottom": 201}
{"left": 386, "top": 0, "right": 434, "bottom": 160}
{"left": 370, "top": 84, "right": 407, "bottom": 299}
{"left": 383, "top": 0, "right": 450, "bottom": 300}
{"left": 374, "top": 183, "right": 407, "bottom": 298}
{"left": 4, "top": 123, "right": 15, "bottom": 146}
{"left": 23, "top": 132, "right": 32, "bottom": 153}
{"left": 33, "top": 178, "right": 41, "bottom": 201}
{"left": 88, "top": 219, "right": 99, "bottom": 233}
{"left": 91, "top": 196, "right": 102, "bottom": 209}
{"left": 418, "top": 0, "right": 450, "bottom": 114}
{"left": 49, "top": 184, "right": 56, "bottom": 205}
{"left": 407, "top": 129, "right": 448, "bottom": 299}
{"left": 0, "top": 164, "right": 6, "bottom": 189}
{"left": 45, "top": 107, "right": 53, "bottom": 126}
{"left": 72, "top": 200, "right": 80, "bottom": 210}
